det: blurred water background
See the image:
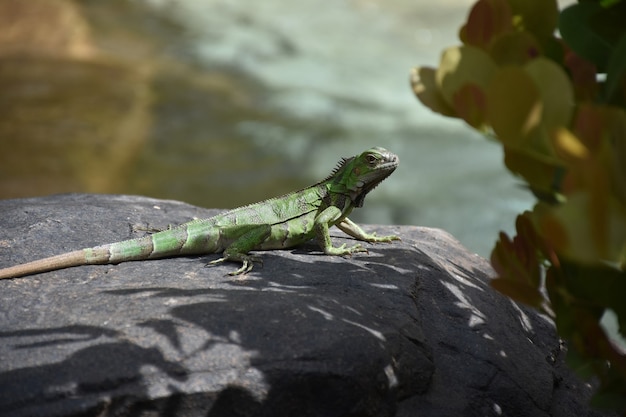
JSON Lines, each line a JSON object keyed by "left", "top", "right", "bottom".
{"left": 0, "top": 0, "right": 549, "bottom": 257}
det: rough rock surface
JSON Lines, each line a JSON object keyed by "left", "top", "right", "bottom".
{"left": 0, "top": 194, "right": 611, "bottom": 417}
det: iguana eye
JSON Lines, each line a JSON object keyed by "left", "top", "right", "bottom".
{"left": 366, "top": 154, "right": 378, "bottom": 165}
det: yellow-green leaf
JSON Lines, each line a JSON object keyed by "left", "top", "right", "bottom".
{"left": 486, "top": 66, "right": 542, "bottom": 146}
{"left": 490, "top": 31, "right": 541, "bottom": 66}
{"left": 524, "top": 57, "right": 575, "bottom": 136}
{"left": 409, "top": 66, "right": 456, "bottom": 117}
{"left": 551, "top": 127, "right": 590, "bottom": 163}
{"left": 539, "top": 193, "right": 626, "bottom": 263}
{"left": 503, "top": 146, "right": 564, "bottom": 197}
{"left": 435, "top": 45, "right": 497, "bottom": 108}
{"left": 507, "top": 0, "right": 559, "bottom": 41}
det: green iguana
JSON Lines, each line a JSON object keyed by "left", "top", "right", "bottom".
{"left": 0, "top": 147, "right": 399, "bottom": 279}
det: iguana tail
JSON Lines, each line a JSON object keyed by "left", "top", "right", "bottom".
{"left": 0, "top": 222, "right": 218, "bottom": 280}
{"left": 0, "top": 248, "right": 105, "bottom": 280}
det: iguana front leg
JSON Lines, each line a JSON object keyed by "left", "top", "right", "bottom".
{"left": 337, "top": 217, "right": 400, "bottom": 243}
{"left": 208, "top": 225, "right": 270, "bottom": 275}
{"left": 314, "top": 207, "right": 369, "bottom": 256}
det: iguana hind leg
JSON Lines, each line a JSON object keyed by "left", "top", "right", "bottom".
{"left": 208, "top": 224, "right": 271, "bottom": 275}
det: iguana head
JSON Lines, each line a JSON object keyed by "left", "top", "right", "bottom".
{"left": 328, "top": 147, "right": 399, "bottom": 207}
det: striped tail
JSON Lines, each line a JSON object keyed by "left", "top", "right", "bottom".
{"left": 0, "top": 233, "right": 188, "bottom": 280}
{"left": 0, "top": 221, "right": 221, "bottom": 280}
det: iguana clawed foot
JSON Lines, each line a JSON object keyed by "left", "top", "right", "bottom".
{"left": 207, "top": 254, "right": 263, "bottom": 276}
{"left": 325, "top": 231, "right": 400, "bottom": 257}
{"left": 325, "top": 243, "right": 369, "bottom": 257}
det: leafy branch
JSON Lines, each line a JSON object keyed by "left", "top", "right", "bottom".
{"left": 411, "top": 0, "right": 626, "bottom": 410}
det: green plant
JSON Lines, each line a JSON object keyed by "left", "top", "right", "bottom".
{"left": 411, "top": 0, "right": 626, "bottom": 410}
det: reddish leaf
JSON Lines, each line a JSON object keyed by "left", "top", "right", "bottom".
{"left": 490, "top": 277, "right": 544, "bottom": 307}
{"left": 460, "top": 0, "right": 513, "bottom": 49}
{"left": 490, "top": 213, "right": 545, "bottom": 308}
{"left": 564, "top": 49, "right": 598, "bottom": 101}
{"left": 452, "top": 83, "right": 487, "bottom": 129}
{"left": 572, "top": 103, "right": 608, "bottom": 152}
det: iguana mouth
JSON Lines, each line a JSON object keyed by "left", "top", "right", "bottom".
{"left": 380, "top": 159, "right": 399, "bottom": 172}
{"left": 377, "top": 150, "right": 399, "bottom": 172}
{"left": 374, "top": 152, "right": 400, "bottom": 179}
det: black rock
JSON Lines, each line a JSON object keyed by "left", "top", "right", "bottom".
{"left": 0, "top": 194, "right": 611, "bottom": 417}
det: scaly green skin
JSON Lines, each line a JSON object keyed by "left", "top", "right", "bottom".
{"left": 0, "top": 147, "right": 399, "bottom": 279}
